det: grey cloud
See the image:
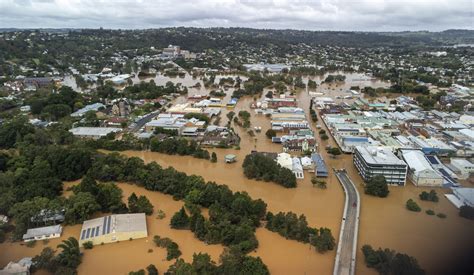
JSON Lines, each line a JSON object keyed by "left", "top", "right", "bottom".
{"left": 0, "top": 0, "right": 472, "bottom": 31}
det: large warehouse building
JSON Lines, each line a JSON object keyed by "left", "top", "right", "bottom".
{"left": 400, "top": 150, "right": 444, "bottom": 187}
{"left": 353, "top": 145, "right": 407, "bottom": 186}
{"left": 79, "top": 213, "right": 147, "bottom": 246}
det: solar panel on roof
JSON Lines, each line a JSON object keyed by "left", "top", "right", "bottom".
{"left": 90, "top": 227, "right": 95, "bottom": 237}
{"left": 95, "top": 226, "right": 100, "bottom": 237}
{"left": 85, "top": 228, "right": 91, "bottom": 239}
{"left": 427, "top": 156, "right": 439, "bottom": 165}
{"left": 81, "top": 230, "right": 86, "bottom": 240}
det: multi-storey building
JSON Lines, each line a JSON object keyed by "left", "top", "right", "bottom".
{"left": 353, "top": 145, "right": 407, "bottom": 186}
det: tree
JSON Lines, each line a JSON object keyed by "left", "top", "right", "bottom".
{"left": 459, "top": 205, "right": 474, "bottom": 220}
{"left": 320, "top": 134, "right": 329, "bottom": 141}
{"left": 362, "top": 245, "right": 424, "bottom": 275}
{"left": 83, "top": 241, "right": 93, "bottom": 249}
{"left": 419, "top": 190, "right": 438, "bottom": 202}
{"left": 128, "top": 269, "right": 145, "bottom": 275}
{"left": 226, "top": 111, "right": 235, "bottom": 121}
{"left": 146, "top": 264, "right": 158, "bottom": 275}
{"left": 166, "top": 242, "right": 182, "bottom": 260}
{"left": 65, "top": 192, "right": 100, "bottom": 224}
{"left": 406, "top": 199, "right": 421, "bottom": 212}
{"left": 170, "top": 207, "right": 190, "bottom": 229}
{"left": 32, "top": 247, "right": 58, "bottom": 272}
{"left": 312, "top": 227, "right": 335, "bottom": 253}
{"left": 128, "top": 193, "right": 153, "bottom": 215}
{"left": 192, "top": 253, "right": 216, "bottom": 274}
{"left": 365, "top": 175, "right": 389, "bottom": 198}
{"left": 211, "top": 152, "right": 217, "bottom": 163}
{"left": 96, "top": 182, "right": 127, "bottom": 213}
{"left": 56, "top": 237, "right": 82, "bottom": 269}
{"left": 73, "top": 175, "right": 99, "bottom": 196}
{"left": 265, "top": 129, "right": 276, "bottom": 139}
{"left": 327, "top": 147, "right": 341, "bottom": 158}
{"left": 311, "top": 177, "right": 327, "bottom": 189}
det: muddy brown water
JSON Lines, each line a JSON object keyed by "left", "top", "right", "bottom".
{"left": 2, "top": 75, "right": 473, "bottom": 274}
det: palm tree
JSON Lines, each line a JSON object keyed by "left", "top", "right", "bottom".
{"left": 57, "top": 237, "right": 82, "bottom": 269}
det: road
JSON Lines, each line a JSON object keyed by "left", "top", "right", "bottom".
{"left": 129, "top": 111, "right": 159, "bottom": 133}
{"left": 333, "top": 170, "right": 360, "bottom": 275}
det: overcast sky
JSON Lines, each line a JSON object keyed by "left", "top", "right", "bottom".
{"left": 0, "top": 0, "right": 472, "bottom": 31}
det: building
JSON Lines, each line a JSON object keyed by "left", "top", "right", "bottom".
{"left": 22, "top": 225, "right": 62, "bottom": 242}
{"left": 311, "top": 153, "right": 328, "bottom": 177}
{"left": 400, "top": 150, "right": 444, "bottom": 187}
{"left": 69, "top": 127, "right": 122, "bottom": 139}
{"left": 23, "top": 77, "right": 53, "bottom": 88}
{"left": 446, "top": 187, "right": 474, "bottom": 208}
{"left": 353, "top": 146, "right": 407, "bottom": 185}
{"left": 292, "top": 157, "right": 304, "bottom": 179}
{"left": 282, "top": 138, "right": 316, "bottom": 153}
{"left": 71, "top": 103, "right": 105, "bottom": 117}
{"left": 0, "top": 257, "right": 32, "bottom": 275}
{"left": 451, "top": 158, "right": 474, "bottom": 179}
{"left": 79, "top": 213, "right": 147, "bottom": 246}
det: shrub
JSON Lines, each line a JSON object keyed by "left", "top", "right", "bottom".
{"left": 437, "top": 213, "right": 446, "bottom": 219}
{"left": 406, "top": 199, "right": 421, "bottom": 212}
{"left": 459, "top": 205, "right": 474, "bottom": 220}
{"left": 425, "top": 209, "right": 435, "bottom": 216}
{"left": 419, "top": 190, "right": 439, "bottom": 202}
{"left": 83, "top": 241, "right": 94, "bottom": 249}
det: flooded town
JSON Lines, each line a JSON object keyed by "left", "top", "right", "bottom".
{"left": 0, "top": 20, "right": 473, "bottom": 275}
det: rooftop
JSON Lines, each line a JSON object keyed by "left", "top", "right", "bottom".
{"left": 69, "top": 127, "right": 122, "bottom": 137}
{"left": 80, "top": 213, "right": 147, "bottom": 241}
{"left": 23, "top": 225, "right": 62, "bottom": 240}
{"left": 355, "top": 145, "right": 406, "bottom": 166}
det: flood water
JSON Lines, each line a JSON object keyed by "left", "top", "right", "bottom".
{"left": 1, "top": 72, "right": 473, "bottom": 275}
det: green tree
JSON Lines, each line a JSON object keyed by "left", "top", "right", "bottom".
{"left": 146, "top": 264, "right": 158, "bottom": 275}
{"left": 327, "top": 147, "right": 341, "bottom": 158}
{"left": 65, "top": 192, "right": 100, "bottom": 224}
{"left": 56, "top": 237, "right": 82, "bottom": 269}
{"left": 192, "top": 253, "right": 216, "bottom": 274}
{"left": 170, "top": 207, "right": 190, "bottom": 229}
{"left": 313, "top": 228, "right": 335, "bottom": 253}
{"left": 419, "top": 190, "right": 439, "bottom": 202}
{"left": 32, "top": 247, "right": 58, "bottom": 272}
{"left": 265, "top": 129, "right": 276, "bottom": 139}
{"left": 211, "top": 152, "right": 217, "bottom": 163}
{"left": 406, "top": 199, "right": 421, "bottom": 212}
{"left": 365, "top": 175, "right": 389, "bottom": 198}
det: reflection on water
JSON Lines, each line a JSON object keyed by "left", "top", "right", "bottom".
{"left": 2, "top": 74, "right": 472, "bottom": 275}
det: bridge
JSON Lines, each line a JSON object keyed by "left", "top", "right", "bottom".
{"left": 333, "top": 169, "right": 361, "bottom": 275}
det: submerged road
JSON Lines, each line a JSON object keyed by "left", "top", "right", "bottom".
{"left": 333, "top": 170, "right": 360, "bottom": 275}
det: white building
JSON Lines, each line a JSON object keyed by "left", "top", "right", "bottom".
{"left": 0, "top": 257, "right": 32, "bottom": 275}
{"left": 22, "top": 225, "right": 62, "bottom": 242}
{"left": 353, "top": 146, "right": 407, "bottom": 185}
{"left": 446, "top": 187, "right": 474, "bottom": 209}
{"left": 400, "top": 150, "right": 444, "bottom": 187}
{"left": 450, "top": 158, "right": 474, "bottom": 179}
{"left": 71, "top": 103, "right": 105, "bottom": 117}
{"left": 292, "top": 157, "right": 304, "bottom": 179}
{"left": 276, "top": 153, "right": 293, "bottom": 170}
{"left": 69, "top": 127, "right": 122, "bottom": 139}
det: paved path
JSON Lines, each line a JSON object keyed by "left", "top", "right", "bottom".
{"left": 333, "top": 170, "right": 361, "bottom": 275}
{"left": 129, "top": 111, "right": 159, "bottom": 133}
